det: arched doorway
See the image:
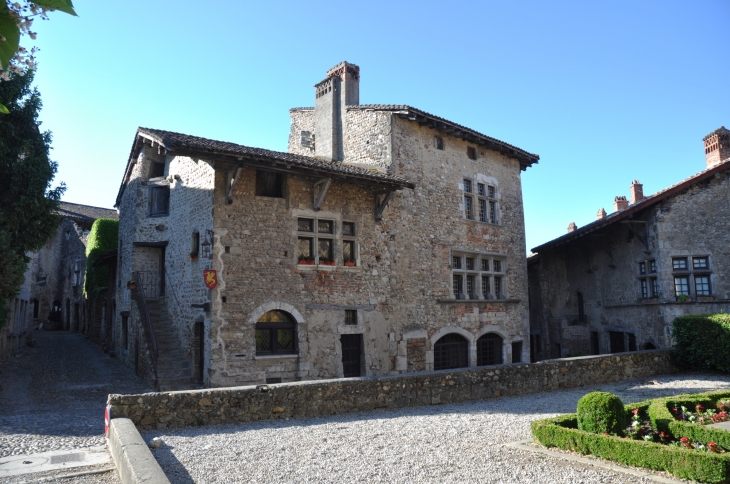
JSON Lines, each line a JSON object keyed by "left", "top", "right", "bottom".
{"left": 477, "top": 333, "right": 503, "bottom": 366}
{"left": 433, "top": 333, "right": 469, "bottom": 370}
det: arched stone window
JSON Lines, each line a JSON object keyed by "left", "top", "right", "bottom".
{"left": 433, "top": 333, "right": 468, "bottom": 370}
{"left": 477, "top": 333, "right": 503, "bottom": 366}
{"left": 255, "top": 310, "right": 296, "bottom": 355}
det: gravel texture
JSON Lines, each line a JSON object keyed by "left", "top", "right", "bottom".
{"left": 0, "top": 331, "right": 151, "bottom": 458}
{"left": 143, "top": 373, "right": 730, "bottom": 484}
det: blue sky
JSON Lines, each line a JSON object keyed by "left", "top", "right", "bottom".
{"left": 30, "top": 0, "right": 730, "bottom": 251}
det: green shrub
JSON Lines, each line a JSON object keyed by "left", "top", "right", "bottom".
{"left": 672, "top": 313, "right": 730, "bottom": 373}
{"left": 532, "top": 411, "right": 730, "bottom": 483}
{"left": 84, "top": 218, "right": 119, "bottom": 298}
{"left": 576, "top": 391, "right": 625, "bottom": 435}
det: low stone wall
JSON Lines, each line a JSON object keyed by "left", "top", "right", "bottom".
{"left": 108, "top": 350, "right": 678, "bottom": 430}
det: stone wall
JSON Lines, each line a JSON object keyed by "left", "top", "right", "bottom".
{"left": 108, "top": 349, "right": 678, "bottom": 430}
{"left": 115, "top": 143, "right": 216, "bottom": 384}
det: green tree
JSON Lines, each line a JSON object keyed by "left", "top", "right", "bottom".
{"left": 0, "top": 67, "right": 64, "bottom": 322}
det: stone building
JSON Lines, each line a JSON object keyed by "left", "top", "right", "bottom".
{"left": 528, "top": 126, "right": 730, "bottom": 360}
{"left": 28, "top": 202, "right": 118, "bottom": 335}
{"left": 114, "top": 62, "right": 539, "bottom": 389}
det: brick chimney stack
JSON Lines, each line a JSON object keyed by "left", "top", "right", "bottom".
{"left": 567, "top": 222, "right": 577, "bottom": 233}
{"left": 314, "top": 61, "right": 360, "bottom": 161}
{"left": 703, "top": 126, "right": 730, "bottom": 169}
{"left": 629, "top": 180, "right": 644, "bottom": 204}
{"left": 596, "top": 208, "right": 606, "bottom": 220}
{"left": 614, "top": 196, "right": 629, "bottom": 212}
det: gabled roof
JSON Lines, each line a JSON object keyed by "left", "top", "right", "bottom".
{"left": 58, "top": 202, "right": 118, "bottom": 224}
{"left": 116, "top": 128, "right": 414, "bottom": 207}
{"left": 291, "top": 104, "right": 540, "bottom": 170}
{"left": 531, "top": 158, "right": 730, "bottom": 253}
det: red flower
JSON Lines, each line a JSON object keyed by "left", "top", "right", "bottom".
{"left": 718, "top": 402, "right": 725, "bottom": 410}
{"left": 696, "top": 404, "right": 704, "bottom": 412}
{"left": 708, "top": 442, "right": 718, "bottom": 453}
{"left": 680, "top": 437, "right": 691, "bottom": 448}
{"left": 632, "top": 408, "right": 640, "bottom": 416}
{"left": 671, "top": 407, "right": 678, "bottom": 413}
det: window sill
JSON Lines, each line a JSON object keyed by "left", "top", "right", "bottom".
{"left": 147, "top": 213, "right": 169, "bottom": 218}
{"left": 254, "top": 354, "right": 299, "bottom": 360}
{"left": 462, "top": 218, "right": 499, "bottom": 226}
{"left": 297, "top": 264, "right": 360, "bottom": 271}
{"left": 437, "top": 298, "right": 520, "bottom": 304}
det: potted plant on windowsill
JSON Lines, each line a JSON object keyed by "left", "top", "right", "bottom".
{"left": 189, "top": 251, "right": 199, "bottom": 261}
{"left": 320, "top": 258, "right": 336, "bottom": 266}
{"left": 126, "top": 280, "right": 137, "bottom": 290}
{"left": 298, "top": 256, "right": 314, "bottom": 265}
{"left": 676, "top": 294, "right": 690, "bottom": 302}
{"left": 344, "top": 259, "right": 356, "bottom": 267}
{"left": 697, "top": 295, "right": 715, "bottom": 302}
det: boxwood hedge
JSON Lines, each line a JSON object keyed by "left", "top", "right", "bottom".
{"left": 531, "top": 394, "right": 730, "bottom": 483}
{"left": 672, "top": 314, "right": 730, "bottom": 373}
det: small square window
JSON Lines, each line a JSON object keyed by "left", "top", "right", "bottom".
{"left": 463, "top": 179, "right": 472, "bottom": 193}
{"left": 466, "top": 275, "right": 475, "bottom": 299}
{"left": 493, "top": 260, "right": 502, "bottom": 273}
{"left": 672, "top": 258, "right": 688, "bottom": 270}
{"left": 297, "top": 237, "right": 313, "bottom": 262}
{"left": 150, "top": 162, "right": 165, "bottom": 179}
{"left": 434, "top": 136, "right": 444, "bottom": 150}
{"left": 481, "top": 259, "right": 490, "bottom": 271}
{"left": 298, "top": 218, "right": 314, "bottom": 232}
{"left": 489, "top": 201, "right": 497, "bottom": 224}
{"left": 344, "top": 310, "right": 357, "bottom": 325}
{"left": 317, "top": 220, "right": 333, "bottom": 234}
{"left": 649, "top": 260, "right": 656, "bottom": 273}
{"left": 464, "top": 196, "right": 473, "bottom": 219}
{"left": 467, "top": 147, "right": 477, "bottom": 160}
{"left": 149, "top": 185, "right": 170, "bottom": 216}
{"left": 477, "top": 183, "right": 485, "bottom": 196}
{"left": 465, "top": 258, "right": 475, "bottom": 270}
{"left": 494, "top": 277, "right": 503, "bottom": 299}
{"left": 255, "top": 170, "right": 284, "bottom": 198}
{"left": 482, "top": 276, "right": 491, "bottom": 299}
{"left": 674, "top": 276, "right": 689, "bottom": 296}
{"left": 695, "top": 275, "right": 711, "bottom": 296}
{"left": 693, "top": 257, "right": 709, "bottom": 270}
{"left": 342, "top": 222, "right": 355, "bottom": 236}
{"left": 453, "top": 275, "right": 463, "bottom": 299}
{"left": 639, "top": 262, "right": 646, "bottom": 275}
{"left": 318, "top": 239, "right": 333, "bottom": 262}
{"left": 343, "top": 240, "right": 356, "bottom": 265}
{"left": 452, "top": 256, "right": 462, "bottom": 269}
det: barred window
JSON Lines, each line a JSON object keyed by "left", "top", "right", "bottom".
{"left": 462, "top": 178, "right": 499, "bottom": 224}
{"left": 434, "top": 333, "right": 468, "bottom": 370}
{"left": 477, "top": 333, "right": 503, "bottom": 366}
{"left": 255, "top": 310, "right": 296, "bottom": 355}
{"left": 451, "top": 252, "right": 506, "bottom": 300}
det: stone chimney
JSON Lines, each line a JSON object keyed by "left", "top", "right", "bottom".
{"left": 613, "top": 196, "right": 628, "bottom": 212}
{"left": 629, "top": 180, "right": 644, "bottom": 204}
{"left": 314, "top": 61, "right": 360, "bottom": 161}
{"left": 596, "top": 208, "right": 606, "bottom": 220}
{"left": 567, "top": 222, "right": 577, "bottom": 233}
{"left": 703, "top": 126, "right": 730, "bottom": 169}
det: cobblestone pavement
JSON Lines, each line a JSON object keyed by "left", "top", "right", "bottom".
{"left": 0, "top": 330, "right": 152, "bottom": 481}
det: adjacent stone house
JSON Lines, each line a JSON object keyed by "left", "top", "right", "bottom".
{"left": 28, "top": 202, "right": 119, "bottom": 336}
{"left": 528, "top": 126, "right": 730, "bottom": 360}
{"left": 114, "top": 62, "right": 539, "bottom": 389}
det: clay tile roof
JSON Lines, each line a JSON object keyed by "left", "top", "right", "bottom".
{"left": 290, "top": 105, "right": 540, "bottom": 169}
{"left": 531, "top": 157, "right": 730, "bottom": 253}
{"left": 136, "top": 127, "right": 414, "bottom": 189}
{"left": 57, "top": 202, "right": 118, "bottom": 223}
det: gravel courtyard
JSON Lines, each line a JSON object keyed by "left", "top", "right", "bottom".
{"left": 142, "top": 373, "right": 730, "bottom": 484}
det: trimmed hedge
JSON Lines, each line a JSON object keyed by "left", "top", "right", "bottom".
{"left": 577, "top": 391, "right": 625, "bottom": 435}
{"left": 84, "top": 218, "right": 119, "bottom": 298}
{"left": 649, "top": 390, "right": 730, "bottom": 452}
{"left": 532, "top": 398, "right": 730, "bottom": 483}
{"left": 672, "top": 314, "right": 730, "bottom": 373}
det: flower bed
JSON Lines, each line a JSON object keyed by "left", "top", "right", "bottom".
{"left": 531, "top": 390, "right": 730, "bottom": 483}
